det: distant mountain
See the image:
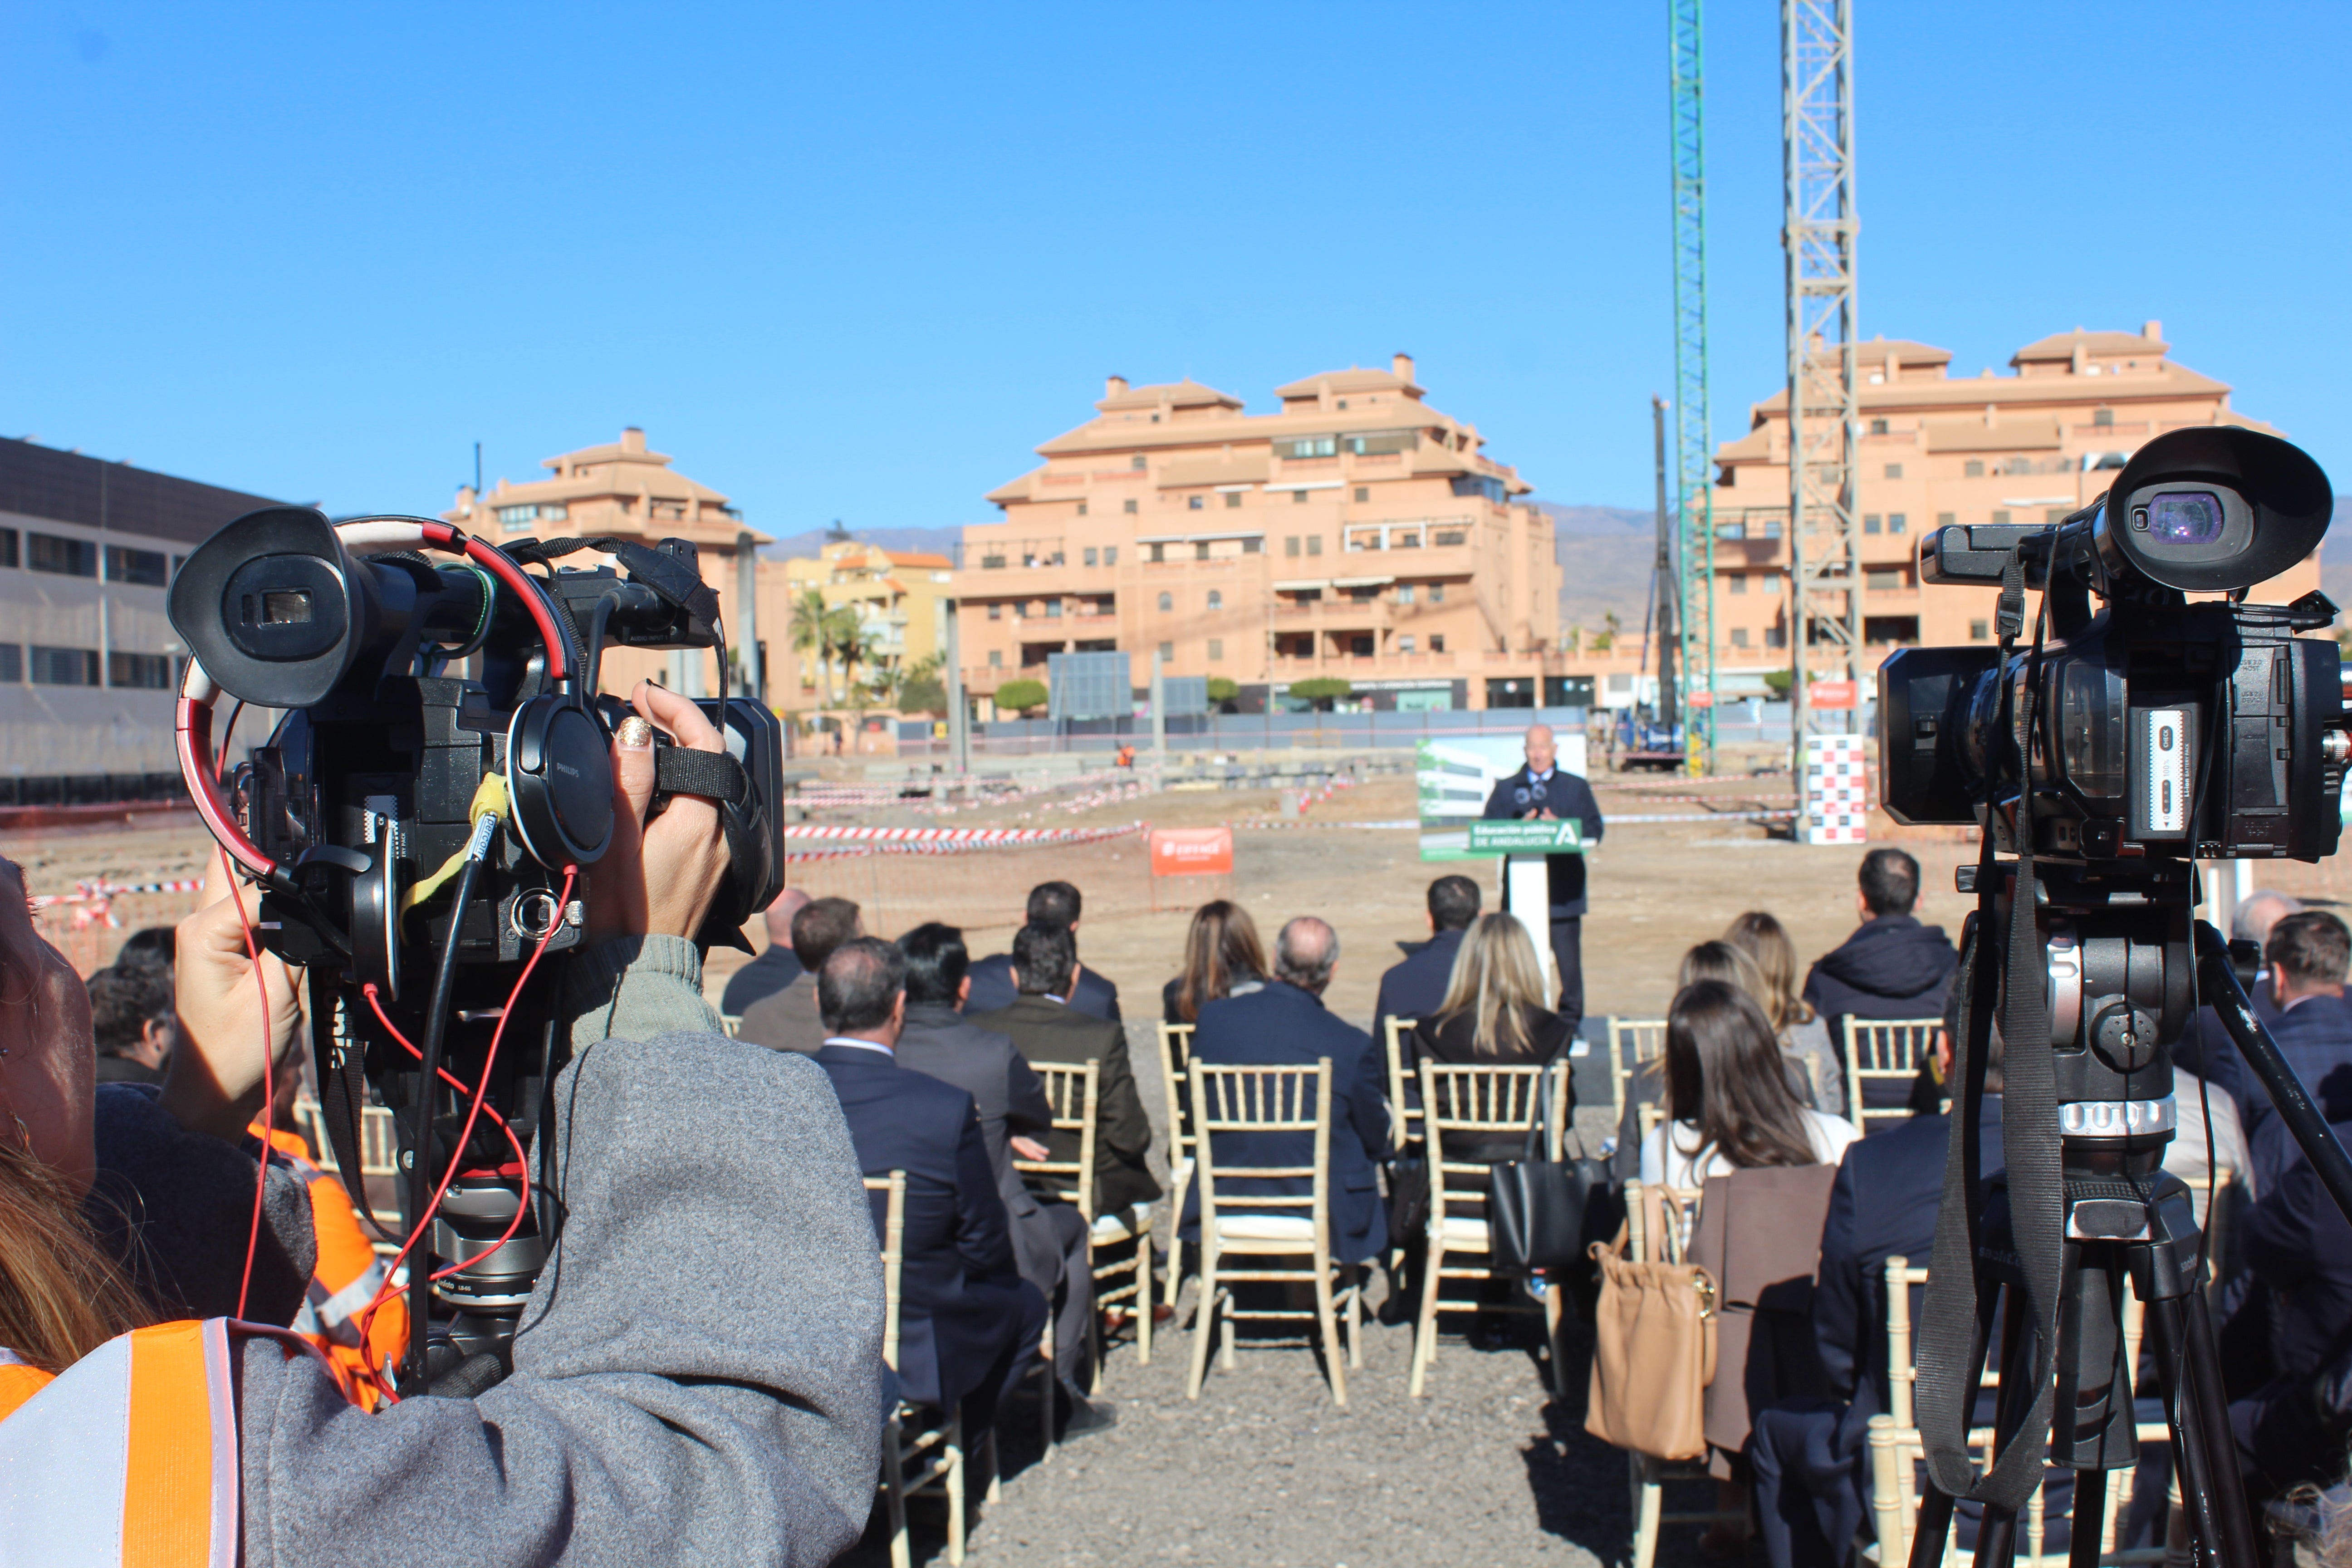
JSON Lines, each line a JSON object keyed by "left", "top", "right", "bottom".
{"left": 1535, "top": 504, "right": 1660, "bottom": 641}
{"left": 760, "top": 525, "right": 966, "bottom": 564}
{"left": 1538, "top": 502, "right": 1655, "bottom": 539}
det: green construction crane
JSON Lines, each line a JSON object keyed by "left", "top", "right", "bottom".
{"left": 1669, "top": 0, "right": 1717, "bottom": 772}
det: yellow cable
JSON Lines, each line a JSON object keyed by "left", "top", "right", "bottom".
{"left": 398, "top": 772, "right": 510, "bottom": 918}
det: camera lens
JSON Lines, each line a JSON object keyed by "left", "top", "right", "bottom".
{"left": 2146, "top": 491, "right": 2225, "bottom": 545}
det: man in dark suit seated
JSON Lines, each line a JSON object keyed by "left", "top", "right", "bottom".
{"left": 1374, "top": 874, "right": 1480, "bottom": 1054}
{"left": 2202, "top": 911, "right": 2352, "bottom": 1196}
{"left": 894, "top": 921, "right": 1111, "bottom": 1431}
{"left": 971, "top": 923, "right": 1161, "bottom": 1233}
{"left": 1183, "top": 916, "right": 1392, "bottom": 1267}
{"left": 808, "top": 937, "right": 1050, "bottom": 1441}
{"left": 1749, "top": 992, "right": 2004, "bottom": 1568}
{"left": 720, "top": 888, "right": 810, "bottom": 1016}
{"left": 1802, "top": 848, "right": 1958, "bottom": 1127}
{"left": 2227, "top": 1093, "right": 2352, "bottom": 1500}
{"left": 1480, "top": 724, "right": 1605, "bottom": 1038}
{"left": 965, "top": 881, "right": 1123, "bottom": 1022}
{"left": 738, "top": 896, "right": 862, "bottom": 1056}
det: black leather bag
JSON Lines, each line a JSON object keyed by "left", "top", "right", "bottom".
{"left": 1387, "top": 1146, "right": 1431, "bottom": 1249}
{"left": 1488, "top": 1064, "right": 1597, "bottom": 1274}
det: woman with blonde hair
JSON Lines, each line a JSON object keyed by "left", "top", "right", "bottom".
{"left": 1725, "top": 911, "right": 1842, "bottom": 1117}
{"left": 1162, "top": 898, "right": 1269, "bottom": 1024}
{"left": 1411, "top": 914, "right": 1578, "bottom": 1170}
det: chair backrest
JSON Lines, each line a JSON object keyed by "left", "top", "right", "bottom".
{"left": 1622, "top": 1180, "right": 1705, "bottom": 1265}
{"left": 1609, "top": 1018, "right": 1669, "bottom": 1125}
{"left": 1844, "top": 1017, "right": 1941, "bottom": 1134}
{"left": 1384, "top": 1017, "right": 1419, "bottom": 1153}
{"left": 1417, "top": 1060, "right": 1562, "bottom": 1221}
{"left": 1157, "top": 1021, "right": 1196, "bottom": 1163}
{"left": 1188, "top": 1059, "right": 1332, "bottom": 1234}
{"left": 862, "top": 1172, "right": 908, "bottom": 1371}
{"left": 1881, "top": 1253, "right": 1931, "bottom": 1427}
{"left": 1014, "top": 1060, "right": 1102, "bottom": 1222}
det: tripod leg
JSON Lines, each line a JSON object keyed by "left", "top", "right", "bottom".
{"left": 2176, "top": 1289, "right": 2259, "bottom": 1568}
{"left": 2140, "top": 1291, "right": 2258, "bottom": 1568}
{"left": 2067, "top": 1469, "right": 2104, "bottom": 1568}
{"left": 1974, "top": 1284, "right": 2038, "bottom": 1568}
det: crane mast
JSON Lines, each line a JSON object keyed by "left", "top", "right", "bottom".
{"left": 1668, "top": 0, "right": 1715, "bottom": 773}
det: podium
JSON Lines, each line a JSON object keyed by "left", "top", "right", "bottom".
{"left": 1463, "top": 820, "right": 1584, "bottom": 1002}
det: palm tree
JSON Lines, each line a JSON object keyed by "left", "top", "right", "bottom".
{"left": 789, "top": 589, "right": 835, "bottom": 698}
{"left": 830, "top": 608, "right": 883, "bottom": 712}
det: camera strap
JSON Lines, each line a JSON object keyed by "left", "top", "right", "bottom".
{"left": 1914, "top": 563, "right": 2063, "bottom": 1511}
{"left": 505, "top": 536, "right": 724, "bottom": 636}
{"left": 653, "top": 744, "right": 749, "bottom": 806}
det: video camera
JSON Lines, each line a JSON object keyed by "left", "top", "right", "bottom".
{"left": 167, "top": 507, "right": 784, "bottom": 1379}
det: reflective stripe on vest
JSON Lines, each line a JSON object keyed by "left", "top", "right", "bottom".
{"left": 0, "top": 1319, "right": 237, "bottom": 1567}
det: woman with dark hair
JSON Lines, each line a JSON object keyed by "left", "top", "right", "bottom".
{"left": 1724, "top": 910, "right": 1842, "bottom": 1117}
{"left": 1162, "top": 899, "right": 1269, "bottom": 1024}
{"left": 1638, "top": 979, "right": 1859, "bottom": 1189}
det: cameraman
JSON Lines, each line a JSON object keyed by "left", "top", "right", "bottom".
{"left": 0, "top": 683, "right": 886, "bottom": 1566}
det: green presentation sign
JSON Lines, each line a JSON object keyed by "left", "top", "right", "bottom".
{"left": 1462, "top": 820, "right": 1585, "bottom": 856}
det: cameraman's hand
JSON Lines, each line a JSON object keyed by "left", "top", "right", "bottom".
{"left": 587, "top": 681, "right": 731, "bottom": 945}
{"left": 162, "top": 887, "right": 303, "bottom": 1144}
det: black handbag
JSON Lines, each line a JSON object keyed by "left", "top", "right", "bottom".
{"left": 1488, "top": 1063, "right": 1599, "bottom": 1274}
{"left": 1387, "top": 1145, "right": 1431, "bottom": 1249}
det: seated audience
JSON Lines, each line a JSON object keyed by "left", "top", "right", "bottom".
{"left": 1184, "top": 917, "right": 1391, "bottom": 1265}
{"left": 112, "top": 925, "right": 176, "bottom": 971}
{"left": 2225, "top": 911, "right": 2352, "bottom": 1196}
{"left": 810, "top": 937, "right": 1051, "bottom": 1439}
{"left": 966, "top": 881, "right": 1122, "bottom": 1021}
{"left": 972, "top": 923, "right": 1161, "bottom": 1228}
{"left": 892, "top": 923, "right": 1110, "bottom": 1431}
{"left": 1727, "top": 910, "right": 1842, "bottom": 1118}
{"left": 1640, "top": 981, "right": 1860, "bottom": 1190}
{"left": 1162, "top": 899, "right": 1268, "bottom": 1025}
{"left": 1615, "top": 943, "right": 1808, "bottom": 1176}
{"left": 1373, "top": 874, "right": 1482, "bottom": 1049}
{"left": 2176, "top": 889, "right": 2303, "bottom": 1084}
{"left": 86, "top": 962, "right": 176, "bottom": 1085}
{"left": 720, "top": 887, "right": 812, "bottom": 1015}
{"left": 736, "top": 895, "right": 862, "bottom": 1055}
{"left": 1802, "top": 848, "right": 1958, "bottom": 1120}
{"left": 1410, "top": 912, "right": 1575, "bottom": 1161}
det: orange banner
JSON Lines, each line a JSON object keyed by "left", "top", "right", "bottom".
{"left": 1149, "top": 826, "right": 1234, "bottom": 877}
{"left": 1807, "top": 680, "right": 1859, "bottom": 710}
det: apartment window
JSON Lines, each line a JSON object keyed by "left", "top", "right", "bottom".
{"left": 1731, "top": 627, "right": 1750, "bottom": 648}
{"left": 987, "top": 603, "right": 1002, "bottom": 620}
{"left": 1158, "top": 642, "right": 1174, "bottom": 662}
{"left": 1225, "top": 491, "right": 1242, "bottom": 509}
{"left": 1865, "top": 568, "right": 1905, "bottom": 592}
{"left": 108, "top": 651, "right": 172, "bottom": 690}
{"left": 1306, "top": 535, "right": 1323, "bottom": 556}
{"left": 1293, "top": 489, "right": 1308, "bottom": 505}
{"left": 1188, "top": 495, "right": 1204, "bottom": 510}
{"left": 1937, "top": 512, "right": 1956, "bottom": 527}
{"left": 1130, "top": 455, "right": 1146, "bottom": 471}
{"left": 1241, "top": 537, "right": 1261, "bottom": 554}
{"left": 0, "top": 528, "right": 16, "bottom": 568}
{"left": 1195, "top": 541, "right": 1210, "bottom": 561}
{"left": 1354, "top": 487, "right": 1369, "bottom": 503}
{"left": 27, "top": 534, "right": 96, "bottom": 578}
{"left": 1045, "top": 600, "right": 1063, "bottom": 619}
{"left": 1285, "top": 536, "right": 1300, "bottom": 558}
{"left": 1429, "top": 635, "right": 1446, "bottom": 653}
{"left": 1992, "top": 510, "right": 2012, "bottom": 525}
{"left": 1207, "top": 590, "right": 1223, "bottom": 610}
{"left": 1122, "top": 499, "right": 1138, "bottom": 514}
{"left": 1761, "top": 521, "right": 1783, "bottom": 539}
{"left": 0, "top": 645, "right": 16, "bottom": 682}
{"left": 1148, "top": 543, "right": 1165, "bottom": 563}
{"left": 1970, "top": 620, "right": 1990, "bottom": 641}
{"left": 988, "top": 649, "right": 1002, "bottom": 668}
{"left": 1765, "top": 627, "right": 1787, "bottom": 649}
{"left": 981, "top": 553, "right": 1007, "bottom": 569}
{"left": 1884, "top": 464, "right": 1903, "bottom": 480}
{"left": 1864, "top": 514, "right": 1882, "bottom": 534}
{"left": 1870, "top": 419, "right": 1889, "bottom": 436}
{"left": 1397, "top": 585, "right": 1416, "bottom": 605}
{"left": 1158, "top": 593, "right": 1172, "bottom": 611}
{"left": 1083, "top": 547, "right": 1098, "bottom": 567}
{"left": 1077, "top": 502, "right": 1088, "bottom": 516}
{"left": 1207, "top": 638, "right": 1223, "bottom": 661}
{"left": 1964, "top": 460, "right": 1985, "bottom": 478}
{"left": 1434, "top": 529, "right": 1466, "bottom": 546}
{"left": 1889, "top": 514, "right": 1907, "bottom": 534}
{"left": 1429, "top": 583, "right": 1442, "bottom": 603}
{"left": 1350, "top": 636, "right": 1374, "bottom": 657}
{"left": 1275, "top": 436, "right": 1337, "bottom": 460}
{"left": 1012, "top": 602, "right": 1027, "bottom": 619}
{"left": 1729, "top": 573, "right": 1748, "bottom": 595}
{"left": 495, "top": 504, "right": 539, "bottom": 529}
{"left": 29, "top": 646, "right": 99, "bottom": 686}
{"left": 2094, "top": 407, "right": 2115, "bottom": 427}
{"left": 1104, "top": 546, "right": 1117, "bottom": 565}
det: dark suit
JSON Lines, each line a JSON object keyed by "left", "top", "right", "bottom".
{"left": 1373, "top": 926, "right": 1468, "bottom": 1050}
{"left": 970, "top": 995, "right": 1161, "bottom": 1218}
{"left": 93, "top": 1054, "right": 165, "bottom": 1085}
{"left": 893, "top": 1000, "right": 1093, "bottom": 1380}
{"left": 966, "top": 951, "right": 1122, "bottom": 1023}
{"left": 812, "top": 1043, "right": 1047, "bottom": 1425}
{"left": 1182, "top": 981, "right": 1392, "bottom": 1265}
{"left": 736, "top": 971, "right": 827, "bottom": 1057}
{"left": 2216, "top": 992, "right": 2352, "bottom": 1197}
{"left": 1481, "top": 765, "right": 1604, "bottom": 1035}
{"left": 2229, "top": 1108, "right": 2352, "bottom": 1490}
{"left": 720, "top": 943, "right": 804, "bottom": 1016}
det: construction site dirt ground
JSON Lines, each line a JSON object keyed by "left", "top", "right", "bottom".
{"left": 18, "top": 768, "right": 2351, "bottom": 1027}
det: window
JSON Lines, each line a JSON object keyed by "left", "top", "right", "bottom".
{"left": 0, "top": 528, "right": 16, "bottom": 568}
{"left": 981, "top": 553, "right": 1007, "bottom": 569}
{"left": 1731, "top": 628, "right": 1750, "bottom": 648}
{"left": 2094, "top": 407, "right": 2115, "bottom": 427}
{"left": 1882, "top": 463, "right": 1902, "bottom": 480}
{"left": 1122, "top": 499, "right": 1138, "bottom": 515}
{"left": 1429, "top": 634, "right": 1446, "bottom": 653}
{"left": 1225, "top": 491, "right": 1242, "bottom": 509}
{"left": 1970, "top": 620, "right": 1989, "bottom": 641}
{"left": 1354, "top": 487, "right": 1369, "bottom": 502}
{"left": 1450, "top": 475, "right": 1507, "bottom": 504}
{"left": 1306, "top": 535, "right": 1322, "bottom": 556}
{"left": 1350, "top": 636, "right": 1374, "bottom": 657}
{"left": 1729, "top": 573, "right": 1748, "bottom": 595}
{"left": 27, "top": 534, "right": 96, "bottom": 578}
{"left": 1889, "top": 514, "right": 1907, "bottom": 534}
{"left": 1765, "top": 627, "right": 1787, "bottom": 649}
{"left": 1964, "top": 460, "right": 1985, "bottom": 478}
{"left": 108, "top": 651, "right": 171, "bottom": 689}
{"left": 1342, "top": 431, "right": 1417, "bottom": 456}
{"left": 1207, "top": 591, "right": 1223, "bottom": 610}
{"left": 1864, "top": 514, "right": 1882, "bottom": 534}
{"left": 1761, "top": 520, "right": 1784, "bottom": 539}
{"left": 1864, "top": 616, "right": 1920, "bottom": 645}
{"left": 1397, "top": 585, "right": 1416, "bottom": 605}
{"left": 1158, "top": 592, "right": 1173, "bottom": 611}
{"left": 1870, "top": 419, "right": 1889, "bottom": 436}
{"left": 1433, "top": 529, "right": 1466, "bottom": 546}
{"left": 1105, "top": 547, "right": 1117, "bottom": 566}
{"left": 29, "top": 646, "right": 98, "bottom": 686}
{"left": 1083, "top": 547, "right": 1098, "bottom": 567}
{"left": 1398, "top": 634, "right": 1416, "bottom": 654}
{"left": 1013, "top": 602, "right": 1027, "bottom": 618}
{"left": 1207, "top": 639, "right": 1223, "bottom": 660}
{"left": 1158, "top": 642, "right": 1174, "bottom": 662}
{"left": 1046, "top": 600, "right": 1063, "bottom": 619}
{"left": 987, "top": 603, "right": 1001, "bottom": 620}
{"left": 987, "top": 649, "right": 1002, "bottom": 668}
{"left": 496, "top": 504, "right": 538, "bottom": 529}
{"left": 1992, "top": 510, "right": 2012, "bottom": 525}
{"left": 1937, "top": 512, "right": 1956, "bottom": 527}
{"left": 0, "top": 645, "right": 16, "bottom": 681}
{"left": 1865, "top": 568, "right": 1905, "bottom": 591}
{"left": 1285, "top": 536, "right": 1300, "bottom": 557}
{"left": 1242, "top": 537, "right": 1261, "bottom": 554}
{"left": 1194, "top": 541, "right": 1210, "bottom": 561}
{"left": 1429, "top": 583, "right": 1443, "bottom": 603}
{"left": 1148, "top": 543, "right": 1165, "bottom": 563}
{"left": 1130, "top": 455, "right": 1147, "bottom": 471}
{"left": 1077, "top": 502, "right": 1088, "bottom": 517}
{"left": 1188, "top": 495, "right": 1204, "bottom": 510}
{"left": 1274, "top": 436, "right": 1337, "bottom": 460}
{"left": 1293, "top": 489, "right": 1308, "bottom": 505}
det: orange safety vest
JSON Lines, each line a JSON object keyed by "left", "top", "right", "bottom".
{"left": 252, "top": 1123, "right": 408, "bottom": 1409}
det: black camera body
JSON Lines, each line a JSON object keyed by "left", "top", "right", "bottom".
{"left": 1881, "top": 426, "right": 2347, "bottom": 865}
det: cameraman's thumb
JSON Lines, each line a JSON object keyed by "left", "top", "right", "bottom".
{"left": 612, "top": 710, "right": 657, "bottom": 827}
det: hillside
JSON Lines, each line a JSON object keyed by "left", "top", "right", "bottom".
{"left": 760, "top": 524, "right": 966, "bottom": 564}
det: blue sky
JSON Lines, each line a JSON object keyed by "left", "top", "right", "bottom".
{"left": 4, "top": 2, "right": 2345, "bottom": 534}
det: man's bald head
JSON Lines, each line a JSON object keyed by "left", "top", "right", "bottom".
{"left": 2234, "top": 889, "right": 2303, "bottom": 948}
{"left": 763, "top": 887, "right": 812, "bottom": 949}
{"left": 1275, "top": 916, "right": 1340, "bottom": 995}
{"left": 1524, "top": 724, "right": 1556, "bottom": 774}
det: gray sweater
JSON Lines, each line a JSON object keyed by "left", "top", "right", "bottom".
{"left": 234, "top": 936, "right": 887, "bottom": 1566}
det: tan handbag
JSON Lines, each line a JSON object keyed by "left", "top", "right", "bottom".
{"left": 1583, "top": 1223, "right": 1719, "bottom": 1461}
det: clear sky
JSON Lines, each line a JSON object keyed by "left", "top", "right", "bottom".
{"left": 4, "top": 2, "right": 2345, "bottom": 535}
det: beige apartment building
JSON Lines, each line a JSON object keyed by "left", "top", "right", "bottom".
{"left": 446, "top": 428, "right": 784, "bottom": 700}
{"left": 781, "top": 539, "right": 957, "bottom": 705}
{"left": 963, "top": 357, "right": 1569, "bottom": 711}
{"left": 1705, "top": 323, "right": 2314, "bottom": 681}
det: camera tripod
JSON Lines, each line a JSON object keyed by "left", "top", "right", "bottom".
{"left": 1906, "top": 912, "right": 2352, "bottom": 1568}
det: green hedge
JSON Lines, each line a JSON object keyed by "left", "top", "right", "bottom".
{"left": 994, "top": 678, "right": 1049, "bottom": 713}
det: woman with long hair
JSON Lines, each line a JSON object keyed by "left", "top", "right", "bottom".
{"left": 1724, "top": 910, "right": 1842, "bottom": 1117}
{"left": 1414, "top": 912, "right": 1574, "bottom": 1069}
{"left": 1162, "top": 898, "right": 1268, "bottom": 1024}
{"left": 1638, "top": 979, "right": 1859, "bottom": 1189}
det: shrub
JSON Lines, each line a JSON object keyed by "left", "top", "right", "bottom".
{"left": 995, "top": 677, "right": 1049, "bottom": 714}
{"left": 1205, "top": 676, "right": 1239, "bottom": 702}
{"left": 1761, "top": 670, "right": 1793, "bottom": 696}
{"left": 1287, "top": 677, "right": 1353, "bottom": 701}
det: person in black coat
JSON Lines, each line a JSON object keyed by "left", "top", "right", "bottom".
{"left": 965, "top": 879, "right": 1123, "bottom": 1022}
{"left": 1479, "top": 723, "right": 1604, "bottom": 1038}
{"left": 2200, "top": 911, "right": 2352, "bottom": 1196}
{"left": 1800, "top": 848, "right": 1957, "bottom": 1124}
{"left": 1374, "top": 874, "right": 1481, "bottom": 1052}
{"left": 2229, "top": 1107, "right": 2352, "bottom": 1496}
{"left": 718, "top": 889, "right": 809, "bottom": 1016}
{"left": 808, "top": 938, "right": 1050, "bottom": 1437}
{"left": 1182, "top": 916, "right": 1392, "bottom": 1265}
